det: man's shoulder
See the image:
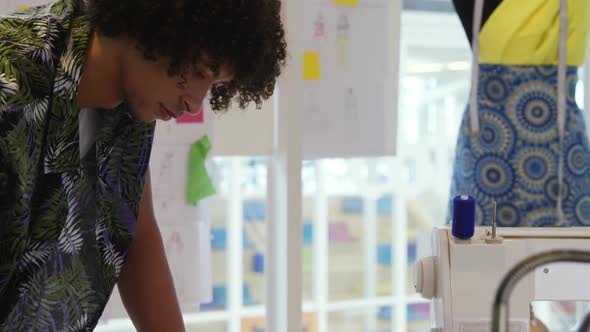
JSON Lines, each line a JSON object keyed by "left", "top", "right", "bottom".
{"left": 0, "top": 0, "right": 75, "bottom": 106}
{"left": 0, "top": 0, "right": 72, "bottom": 52}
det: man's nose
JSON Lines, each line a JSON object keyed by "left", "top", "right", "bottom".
{"left": 181, "top": 95, "right": 202, "bottom": 114}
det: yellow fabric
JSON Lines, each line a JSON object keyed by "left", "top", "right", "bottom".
{"left": 479, "top": 0, "right": 590, "bottom": 65}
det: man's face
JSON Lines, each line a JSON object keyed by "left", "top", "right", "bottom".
{"left": 122, "top": 48, "right": 233, "bottom": 122}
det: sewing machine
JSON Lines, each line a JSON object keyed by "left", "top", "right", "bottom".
{"left": 414, "top": 226, "right": 590, "bottom": 332}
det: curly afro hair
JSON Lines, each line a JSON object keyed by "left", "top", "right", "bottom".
{"left": 86, "top": 0, "right": 287, "bottom": 111}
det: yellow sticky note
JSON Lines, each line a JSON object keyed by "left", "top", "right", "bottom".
{"left": 334, "top": 0, "right": 358, "bottom": 6}
{"left": 303, "top": 52, "right": 320, "bottom": 81}
{"left": 17, "top": 5, "right": 31, "bottom": 11}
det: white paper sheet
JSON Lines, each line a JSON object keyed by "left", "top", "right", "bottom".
{"left": 148, "top": 144, "right": 213, "bottom": 306}
{"left": 303, "top": 0, "right": 398, "bottom": 158}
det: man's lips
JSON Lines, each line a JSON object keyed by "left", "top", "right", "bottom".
{"left": 160, "top": 103, "right": 179, "bottom": 119}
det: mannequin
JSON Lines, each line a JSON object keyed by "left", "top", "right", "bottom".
{"left": 447, "top": 0, "right": 590, "bottom": 227}
{"left": 452, "top": 0, "right": 503, "bottom": 45}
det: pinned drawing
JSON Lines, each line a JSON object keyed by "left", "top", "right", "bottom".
{"left": 312, "top": 10, "right": 327, "bottom": 50}
{"left": 155, "top": 150, "right": 176, "bottom": 212}
{"left": 345, "top": 88, "right": 357, "bottom": 115}
{"left": 304, "top": 88, "right": 333, "bottom": 134}
{"left": 166, "top": 231, "right": 185, "bottom": 255}
{"left": 165, "top": 231, "right": 185, "bottom": 299}
{"left": 336, "top": 13, "right": 350, "bottom": 66}
{"left": 314, "top": 11, "right": 326, "bottom": 38}
{"left": 160, "top": 225, "right": 203, "bottom": 308}
{"left": 344, "top": 87, "right": 360, "bottom": 142}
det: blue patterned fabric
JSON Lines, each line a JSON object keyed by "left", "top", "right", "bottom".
{"left": 449, "top": 64, "right": 590, "bottom": 227}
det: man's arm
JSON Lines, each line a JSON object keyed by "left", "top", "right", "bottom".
{"left": 117, "top": 170, "right": 185, "bottom": 332}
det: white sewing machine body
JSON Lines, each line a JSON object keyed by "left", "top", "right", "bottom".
{"left": 415, "top": 227, "right": 590, "bottom": 332}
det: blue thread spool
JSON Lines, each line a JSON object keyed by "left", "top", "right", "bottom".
{"left": 452, "top": 195, "right": 476, "bottom": 240}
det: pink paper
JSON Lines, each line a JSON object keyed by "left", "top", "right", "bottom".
{"left": 176, "top": 109, "right": 204, "bottom": 124}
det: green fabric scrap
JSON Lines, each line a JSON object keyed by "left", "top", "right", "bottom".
{"left": 186, "top": 135, "right": 215, "bottom": 205}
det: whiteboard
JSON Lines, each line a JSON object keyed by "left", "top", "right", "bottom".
{"left": 302, "top": 0, "right": 400, "bottom": 158}
{"left": 203, "top": 0, "right": 402, "bottom": 158}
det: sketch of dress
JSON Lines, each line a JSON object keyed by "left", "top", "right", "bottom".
{"left": 165, "top": 231, "right": 186, "bottom": 301}
{"left": 312, "top": 10, "right": 327, "bottom": 50}
{"left": 304, "top": 89, "right": 331, "bottom": 133}
{"left": 156, "top": 151, "right": 176, "bottom": 212}
{"left": 344, "top": 87, "right": 360, "bottom": 143}
{"left": 336, "top": 13, "right": 350, "bottom": 66}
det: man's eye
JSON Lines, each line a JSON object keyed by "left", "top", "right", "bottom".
{"left": 177, "top": 75, "right": 188, "bottom": 89}
{"left": 194, "top": 71, "right": 206, "bottom": 79}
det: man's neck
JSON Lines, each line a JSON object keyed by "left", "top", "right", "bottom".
{"left": 77, "top": 32, "right": 125, "bottom": 109}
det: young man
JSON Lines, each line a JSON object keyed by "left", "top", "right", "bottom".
{"left": 0, "top": 0, "right": 287, "bottom": 331}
